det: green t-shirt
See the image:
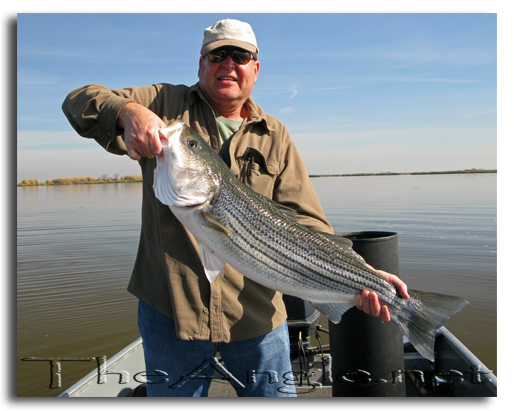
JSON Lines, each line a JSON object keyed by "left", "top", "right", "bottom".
{"left": 216, "top": 114, "right": 243, "bottom": 166}
{"left": 216, "top": 114, "right": 243, "bottom": 143}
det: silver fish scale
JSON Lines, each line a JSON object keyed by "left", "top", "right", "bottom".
{"left": 211, "top": 176, "right": 399, "bottom": 307}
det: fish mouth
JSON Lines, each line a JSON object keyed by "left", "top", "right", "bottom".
{"left": 184, "top": 200, "right": 211, "bottom": 210}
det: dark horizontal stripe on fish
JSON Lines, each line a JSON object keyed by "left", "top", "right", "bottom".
{"left": 212, "top": 190, "right": 384, "bottom": 296}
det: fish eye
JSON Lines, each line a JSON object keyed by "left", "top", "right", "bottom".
{"left": 187, "top": 139, "right": 198, "bottom": 149}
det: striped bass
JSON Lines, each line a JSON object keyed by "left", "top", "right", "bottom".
{"left": 153, "top": 119, "right": 468, "bottom": 362}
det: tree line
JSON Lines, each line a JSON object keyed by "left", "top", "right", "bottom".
{"left": 17, "top": 174, "right": 143, "bottom": 186}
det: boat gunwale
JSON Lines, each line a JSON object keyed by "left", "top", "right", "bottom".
{"left": 58, "top": 337, "right": 143, "bottom": 397}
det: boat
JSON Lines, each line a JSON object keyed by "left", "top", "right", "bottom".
{"left": 60, "top": 232, "right": 497, "bottom": 398}
{"left": 58, "top": 232, "right": 496, "bottom": 397}
{"left": 59, "top": 322, "right": 497, "bottom": 397}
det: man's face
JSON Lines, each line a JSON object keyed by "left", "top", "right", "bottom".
{"left": 198, "top": 47, "right": 260, "bottom": 113}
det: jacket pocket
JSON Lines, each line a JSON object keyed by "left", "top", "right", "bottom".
{"left": 237, "top": 147, "right": 279, "bottom": 199}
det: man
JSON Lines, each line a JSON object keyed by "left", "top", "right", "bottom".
{"left": 62, "top": 18, "right": 408, "bottom": 397}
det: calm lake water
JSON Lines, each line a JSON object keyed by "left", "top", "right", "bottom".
{"left": 16, "top": 174, "right": 497, "bottom": 397}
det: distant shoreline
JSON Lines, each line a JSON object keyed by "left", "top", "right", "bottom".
{"left": 309, "top": 169, "right": 497, "bottom": 178}
{"left": 17, "top": 169, "right": 497, "bottom": 186}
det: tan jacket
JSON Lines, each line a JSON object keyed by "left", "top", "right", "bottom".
{"left": 62, "top": 82, "right": 333, "bottom": 342}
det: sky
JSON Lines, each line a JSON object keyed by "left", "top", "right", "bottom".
{"left": 16, "top": 11, "right": 498, "bottom": 182}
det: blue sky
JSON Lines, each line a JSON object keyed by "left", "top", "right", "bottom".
{"left": 17, "top": 12, "right": 497, "bottom": 182}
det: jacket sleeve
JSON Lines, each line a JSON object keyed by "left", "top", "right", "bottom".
{"left": 273, "top": 124, "right": 334, "bottom": 235}
{"left": 61, "top": 84, "right": 161, "bottom": 155}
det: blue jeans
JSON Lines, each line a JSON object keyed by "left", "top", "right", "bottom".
{"left": 137, "top": 300, "right": 297, "bottom": 397}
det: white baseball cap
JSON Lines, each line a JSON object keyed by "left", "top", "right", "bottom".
{"left": 201, "top": 19, "right": 258, "bottom": 56}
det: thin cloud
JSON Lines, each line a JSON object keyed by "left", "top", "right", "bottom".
{"left": 440, "top": 109, "right": 497, "bottom": 125}
{"left": 17, "top": 68, "right": 61, "bottom": 86}
{"left": 289, "top": 83, "right": 298, "bottom": 99}
{"left": 17, "top": 130, "right": 90, "bottom": 151}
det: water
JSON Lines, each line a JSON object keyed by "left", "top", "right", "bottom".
{"left": 16, "top": 174, "right": 497, "bottom": 397}
{"left": 17, "top": 184, "right": 142, "bottom": 397}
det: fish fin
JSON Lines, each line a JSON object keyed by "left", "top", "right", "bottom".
{"left": 270, "top": 201, "right": 298, "bottom": 219}
{"left": 199, "top": 243, "right": 225, "bottom": 283}
{"left": 309, "top": 297, "right": 355, "bottom": 324}
{"left": 318, "top": 232, "right": 354, "bottom": 249}
{"left": 396, "top": 290, "right": 469, "bottom": 361}
{"left": 202, "top": 212, "right": 232, "bottom": 235}
{"left": 319, "top": 233, "right": 368, "bottom": 266}
{"left": 250, "top": 190, "right": 298, "bottom": 220}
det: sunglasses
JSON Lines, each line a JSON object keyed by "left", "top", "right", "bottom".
{"left": 206, "top": 48, "right": 256, "bottom": 65}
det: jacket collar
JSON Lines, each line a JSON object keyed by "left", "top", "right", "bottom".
{"left": 188, "top": 83, "right": 275, "bottom": 132}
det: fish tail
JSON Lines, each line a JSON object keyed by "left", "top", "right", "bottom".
{"left": 396, "top": 290, "right": 468, "bottom": 361}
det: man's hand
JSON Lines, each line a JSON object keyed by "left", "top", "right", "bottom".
{"left": 118, "top": 102, "right": 167, "bottom": 160}
{"left": 354, "top": 267, "right": 409, "bottom": 323}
